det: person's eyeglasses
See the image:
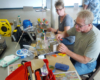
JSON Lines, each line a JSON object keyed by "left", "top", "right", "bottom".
{"left": 74, "top": 20, "right": 87, "bottom": 28}
{"left": 56, "top": 8, "right": 63, "bottom": 11}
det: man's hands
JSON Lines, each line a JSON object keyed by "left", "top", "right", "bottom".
{"left": 57, "top": 43, "right": 69, "bottom": 54}
{"left": 83, "top": 4, "right": 88, "bottom": 10}
{"left": 56, "top": 31, "right": 67, "bottom": 41}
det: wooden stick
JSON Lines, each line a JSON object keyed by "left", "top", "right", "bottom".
{"left": 15, "top": 31, "right": 24, "bottom": 49}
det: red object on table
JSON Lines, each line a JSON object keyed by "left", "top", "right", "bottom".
{"left": 5, "top": 61, "right": 32, "bottom": 80}
{"left": 5, "top": 59, "right": 56, "bottom": 80}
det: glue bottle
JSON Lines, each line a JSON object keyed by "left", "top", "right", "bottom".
{"left": 17, "top": 15, "right": 21, "bottom": 25}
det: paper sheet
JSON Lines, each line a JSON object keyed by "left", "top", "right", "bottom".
{"left": 8, "top": 63, "right": 21, "bottom": 75}
{"left": 54, "top": 71, "right": 81, "bottom": 80}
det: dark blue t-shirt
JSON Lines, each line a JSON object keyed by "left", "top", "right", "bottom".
{"left": 58, "top": 14, "right": 75, "bottom": 43}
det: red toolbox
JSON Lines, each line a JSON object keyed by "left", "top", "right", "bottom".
{"left": 5, "top": 59, "right": 56, "bottom": 80}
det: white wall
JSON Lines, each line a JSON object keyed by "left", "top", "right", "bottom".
{"left": 0, "top": 0, "right": 46, "bottom": 8}
{"left": 64, "top": 0, "right": 83, "bottom": 6}
{"left": 0, "top": 7, "right": 82, "bottom": 29}
{"left": 0, "top": 0, "right": 83, "bottom": 9}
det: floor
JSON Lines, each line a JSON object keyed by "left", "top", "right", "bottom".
{"left": 0, "top": 7, "right": 100, "bottom": 80}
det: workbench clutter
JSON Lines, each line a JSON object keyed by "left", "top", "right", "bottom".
{"left": 36, "top": 39, "right": 48, "bottom": 50}
{"left": 5, "top": 59, "right": 56, "bottom": 80}
{"left": 36, "top": 32, "right": 49, "bottom": 50}
{"left": 16, "top": 49, "right": 34, "bottom": 59}
{"left": 11, "top": 24, "right": 36, "bottom": 49}
{"left": 50, "top": 41, "right": 59, "bottom": 52}
{"left": 17, "top": 43, "right": 37, "bottom": 58}
{"left": 37, "top": 18, "right": 49, "bottom": 26}
{"left": 37, "top": 18, "right": 49, "bottom": 31}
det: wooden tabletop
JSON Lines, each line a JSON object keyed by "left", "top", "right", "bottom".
{"left": 31, "top": 54, "right": 75, "bottom": 72}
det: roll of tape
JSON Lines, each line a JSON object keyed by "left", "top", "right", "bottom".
{"left": 49, "top": 65, "right": 55, "bottom": 73}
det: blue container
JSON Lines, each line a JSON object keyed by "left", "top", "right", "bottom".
{"left": 23, "top": 20, "right": 32, "bottom": 29}
{"left": 55, "top": 63, "right": 69, "bottom": 71}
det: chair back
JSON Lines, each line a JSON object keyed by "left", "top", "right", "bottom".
{"left": 97, "top": 24, "right": 100, "bottom": 30}
{"left": 96, "top": 53, "right": 100, "bottom": 69}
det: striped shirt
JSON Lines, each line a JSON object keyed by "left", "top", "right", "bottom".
{"left": 84, "top": 0, "right": 100, "bottom": 24}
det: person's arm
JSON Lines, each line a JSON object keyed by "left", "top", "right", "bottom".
{"left": 83, "top": 4, "right": 88, "bottom": 10}
{"left": 56, "top": 26, "right": 76, "bottom": 40}
{"left": 57, "top": 26, "right": 70, "bottom": 34}
{"left": 83, "top": 0, "right": 90, "bottom": 10}
{"left": 47, "top": 27, "right": 57, "bottom": 32}
{"left": 66, "top": 49, "right": 91, "bottom": 64}
{"left": 58, "top": 43, "right": 91, "bottom": 64}
{"left": 56, "top": 31, "right": 69, "bottom": 40}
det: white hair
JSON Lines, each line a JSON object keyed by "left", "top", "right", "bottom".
{"left": 77, "top": 10, "right": 94, "bottom": 25}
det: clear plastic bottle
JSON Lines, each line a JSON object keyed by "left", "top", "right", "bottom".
{"left": 17, "top": 15, "right": 21, "bottom": 25}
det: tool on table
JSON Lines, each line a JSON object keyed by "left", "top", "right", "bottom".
{"left": 27, "top": 66, "right": 33, "bottom": 80}
{"left": 14, "top": 25, "right": 35, "bottom": 49}
{"left": 35, "top": 70, "right": 42, "bottom": 80}
{"left": 35, "top": 59, "right": 56, "bottom": 80}
{"left": 0, "top": 19, "right": 12, "bottom": 37}
{"left": 15, "top": 31, "right": 24, "bottom": 49}
{"left": 52, "top": 54, "right": 57, "bottom": 57}
{"left": 57, "top": 39, "right": 63, "bottom": 44}
{"left": 58, "top": 53, "right": 66, "bottom": 57}
{"left": 49, "top": 65, "right": 55, "bottom": 73}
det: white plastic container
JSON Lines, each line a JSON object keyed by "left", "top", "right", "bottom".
{"left": 16, "top": 49, "right": 28, "bottom": 59}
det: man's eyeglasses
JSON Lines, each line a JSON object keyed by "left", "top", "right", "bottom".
{"left": 74, "top": 20, "right": 87, "bottom": 28}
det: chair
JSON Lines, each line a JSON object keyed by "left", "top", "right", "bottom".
{"left": 97, "top": 24, "right": 100, "bottom": 30}
{"left": 81, "top": 53, "right": 100, "bottom": 80}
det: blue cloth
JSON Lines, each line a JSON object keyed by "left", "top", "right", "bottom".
{"left": 93, "top": 23, "right": 99, "bottom": 27}
{"left": 61, "top": 38, "right": 74, "bottom": 45}
{"left": 93, "top": 24, "right": 100, "bottom": 30}
{"left": 70, "top": 58, "right": 97, "bottom": 75}
{"left": 84, "top": 0, "right": 100, "bottom": 24}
